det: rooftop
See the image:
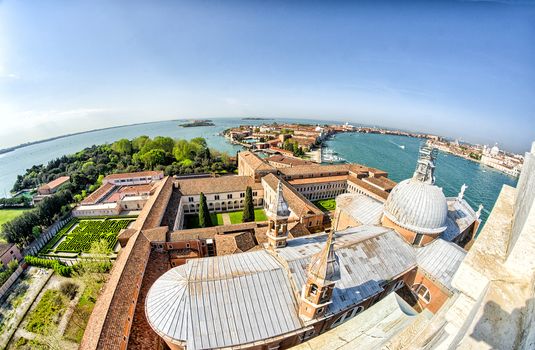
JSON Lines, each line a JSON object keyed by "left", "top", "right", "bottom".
{"left": 262, "top": 173, "right": 323, "bottom": 216}
{"left": 176, "top": 175, "right": 262, "bottom": 195}
{"left": 265, "top": 154, "right": 317, "bottom": 167}
{"left": 38, "top": 175, "right": 70, "bottom": 191}
{"left": 239, "top": 151, "right": 275, "bottom": 171}
{"left": 335, "top": 193, "right": 384, "bottom": 226}
{"left": 104, "top": 170, "right": 163, "bottom": 181}
{"left": 145, "top": 225, "right": 419, "bottom": 349}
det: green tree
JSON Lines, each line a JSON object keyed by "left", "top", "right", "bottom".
{"left": 140, "top": 149, "right": 166, "bottom": 169}
{"left": 111, "top": 138, "right": 132, "bottom": 155}
{"left": 242, "top": 186, "right": 255, "bottom": 223}
{"left": 198, "top": 192, "right": 212, "bottom": 227}
{"left": 32, "top": 225, "right": 42, "bottom": 238}
{"left": 132, "top": 135, "right": 150, "bottom": 152}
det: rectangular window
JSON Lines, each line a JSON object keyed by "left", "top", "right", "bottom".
{"left": 214, "top": 195, "right": 220, "bottom": 200}
{"left": 253, "top": 191, "right": 258, "bottom": 196}
{"left": 189, "top": 197, "right": 194, "bottom": 202}
{"left": 240, "top": 192, "right": 245, "bottom": 198}
{"left": 227, "top": 194, "right": 233, "bottom": 199}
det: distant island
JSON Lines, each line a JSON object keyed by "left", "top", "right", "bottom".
{"left": 242, "top": 117, "right": 270, "bottom": 120}
{"left": 179, "top": 120, "right": 215, "bottom": 127}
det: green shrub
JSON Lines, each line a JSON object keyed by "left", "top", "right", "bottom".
{"left": 25, "top": 255, "right": 74, "bottom": 277}
{"left": 60, "top": 281, "right": 79, "bottom": 300}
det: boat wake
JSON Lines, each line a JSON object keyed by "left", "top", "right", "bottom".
{"left": 389, "top": 140, "right": 405, "bottom": 150}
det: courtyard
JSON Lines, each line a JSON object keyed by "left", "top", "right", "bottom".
{"left": 313, "top": 198, "right": 336, "bottom": 212}
{"left": 184, "top": 208, "right": 268, "bottom": 229}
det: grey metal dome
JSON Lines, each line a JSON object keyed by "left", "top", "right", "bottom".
{"left": 383, "top": 178, "right": 448, "bottom": 235}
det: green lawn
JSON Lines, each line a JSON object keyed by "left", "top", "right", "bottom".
{"left": 184, "top": 208, "right": 268, "bottom": 228}
{"left": 313, "top": 199, "right": 336, "bottom": 212}
{"left": 0, "top": 208, "right": 29, "bottom": 227}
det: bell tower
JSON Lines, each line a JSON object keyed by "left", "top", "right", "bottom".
{"left": 266, "top": 180, "right": 291, "bottom": 249}
{"left": 299, "top": 231, "right": 340, "bottom": 321}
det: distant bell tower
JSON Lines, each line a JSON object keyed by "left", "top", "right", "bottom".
{"left": 413, "top": 142, "right": 438, "bottom": 184}
{"left": 266, "top": 180, "right": 291, "bottom": 249}
{"left": 299, "top": 231, "right": 340, "bottom": 321}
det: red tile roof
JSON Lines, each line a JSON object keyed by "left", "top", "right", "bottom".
{"left": 104, "top": 170, "right": 163, "bottom": 181}
{"left": 38, "top": 176, "right": 70, "bottom": 191}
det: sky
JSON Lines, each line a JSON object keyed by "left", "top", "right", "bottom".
{"left": 0, "top": 1, "right": 534, "bottom": 153}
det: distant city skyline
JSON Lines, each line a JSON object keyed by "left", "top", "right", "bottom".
{"left": 1, "top": 1, "right": 534, "bottom": 153}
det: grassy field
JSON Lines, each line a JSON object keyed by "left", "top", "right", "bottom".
{"left": 313, "top": 199, "right": 336, "bottom": 212}
{"left": 0, "top": 208, "right": 29, "bottom": 227}
{"left": 25, "top": 289, "right": 68, "bottom": 335}
{"left": 184, "top": 208, "right": 268, "bottom": 228}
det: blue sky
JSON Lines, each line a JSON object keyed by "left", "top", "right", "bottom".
{"left": 0, "top": 1, "right": 534, "bottom": 153}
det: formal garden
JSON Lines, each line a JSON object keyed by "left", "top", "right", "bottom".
{"left": 313, "top": 198, "right": 336, "bottom": 212}
{"left": 183, "top": 186, "right": 269, "bottom": 229}
{"left": 39, "top": 217, "right": 135, "bottom": 259}
{"left": 183, "top": 208, "right": 268, "bottom": 229}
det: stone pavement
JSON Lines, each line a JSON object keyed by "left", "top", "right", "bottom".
{"left": 222, "top": 213, "right": 231, "bottom": 225}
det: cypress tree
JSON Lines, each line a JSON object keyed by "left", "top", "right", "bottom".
{"left": 242, "top": 186, "right": 255, "bottom": 223}
{"left": 198, "top": 192, "right": 213, "bottom": 227}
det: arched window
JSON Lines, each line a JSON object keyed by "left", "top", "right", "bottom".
{"left": 413, "top": 284, "right": 431, "bottom": 303}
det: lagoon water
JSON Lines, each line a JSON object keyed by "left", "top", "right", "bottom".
{"left": 326, "top": 132, "right": 518, "bottom": 226}
{"left": 0, "top": 118, "right": 517, "bottom": 228}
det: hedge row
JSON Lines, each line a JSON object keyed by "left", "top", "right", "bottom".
{"left": 25, "top": 255, "right": 74, "bottom": 277}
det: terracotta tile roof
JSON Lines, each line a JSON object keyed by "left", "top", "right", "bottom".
{"left": 263, "top": 173, "right": 323, "bottom": 217}
{"left": 214, "top": 232, "right": 257, "bottom": 255}
{"left": 81, "top": 183, "right": 116, "bottom": 205}
{"left": 288, "top": 175, "right": 349, "bottom": 185}
{"left": 117, "top": 228, "right": 137, "bottom": 247}
{"left": 176, "top": 175, "right": 263, "bottom": 195}
{"left": 142, "top": 226, "right": 168, "bottom": 242}
{"left": 348, "top": 176, "right": 390, "bottom": 201}
{"left": 80, "top": 177, "right": 173, "bottom": 350}
{"left": 169, "top": 222, "right": 267, "bottom": 241}
{"left": 39, "top": 176, "right": 70, "bottom": 191}
{"left": 270, "top": 147, "right": 294, "bottom": 156}
{"left": 279, "top": 163, "right": 351, "bottom": 178}
{"left": 288, "top": 222, "right": 311, "bottom": 238}
{"left": 118, "top": 184, "right": 154, "bottom": 194}
{"left": 265, "top": 155, "right": 317, "bottom": 167}
{"left": 362, "top": 176, "right": 397, "bottom": 191}
{"left": 104, "top": 170, "right": 163, "bottom": 181}
{"left": 238, "top": 151, "right": 275, "bottom": 171}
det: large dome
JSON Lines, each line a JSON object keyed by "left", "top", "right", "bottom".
{"left": 383, "top": 179, "right": 448, "bottom": 235}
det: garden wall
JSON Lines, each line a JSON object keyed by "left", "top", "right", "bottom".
{"left": 23, "top": 216, "right": 72, "bottom": 257}
{"left": 0, "top": 265, "right": 23, "bottom": 301}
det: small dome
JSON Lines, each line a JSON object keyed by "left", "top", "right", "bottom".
{"left": 383, "top": 179, "right": 448, "bottom": 235}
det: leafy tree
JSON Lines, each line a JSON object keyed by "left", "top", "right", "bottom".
{"left": 111, "top": 138, "right": 132, "bottom": 155}
{"left": 140, "top": 149, "right": 166, "bottom": 169}
{"left": 242, "top": 186, "right": 255, "bottom": 223}
{"left": 32, "top": 225, "right": 42, "bottom": 238}
{"left": 132, "top": 135, "right": 150, "bottom": 152}
{"left": 198, "top": 192, "right": 212, "bottom": 227}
